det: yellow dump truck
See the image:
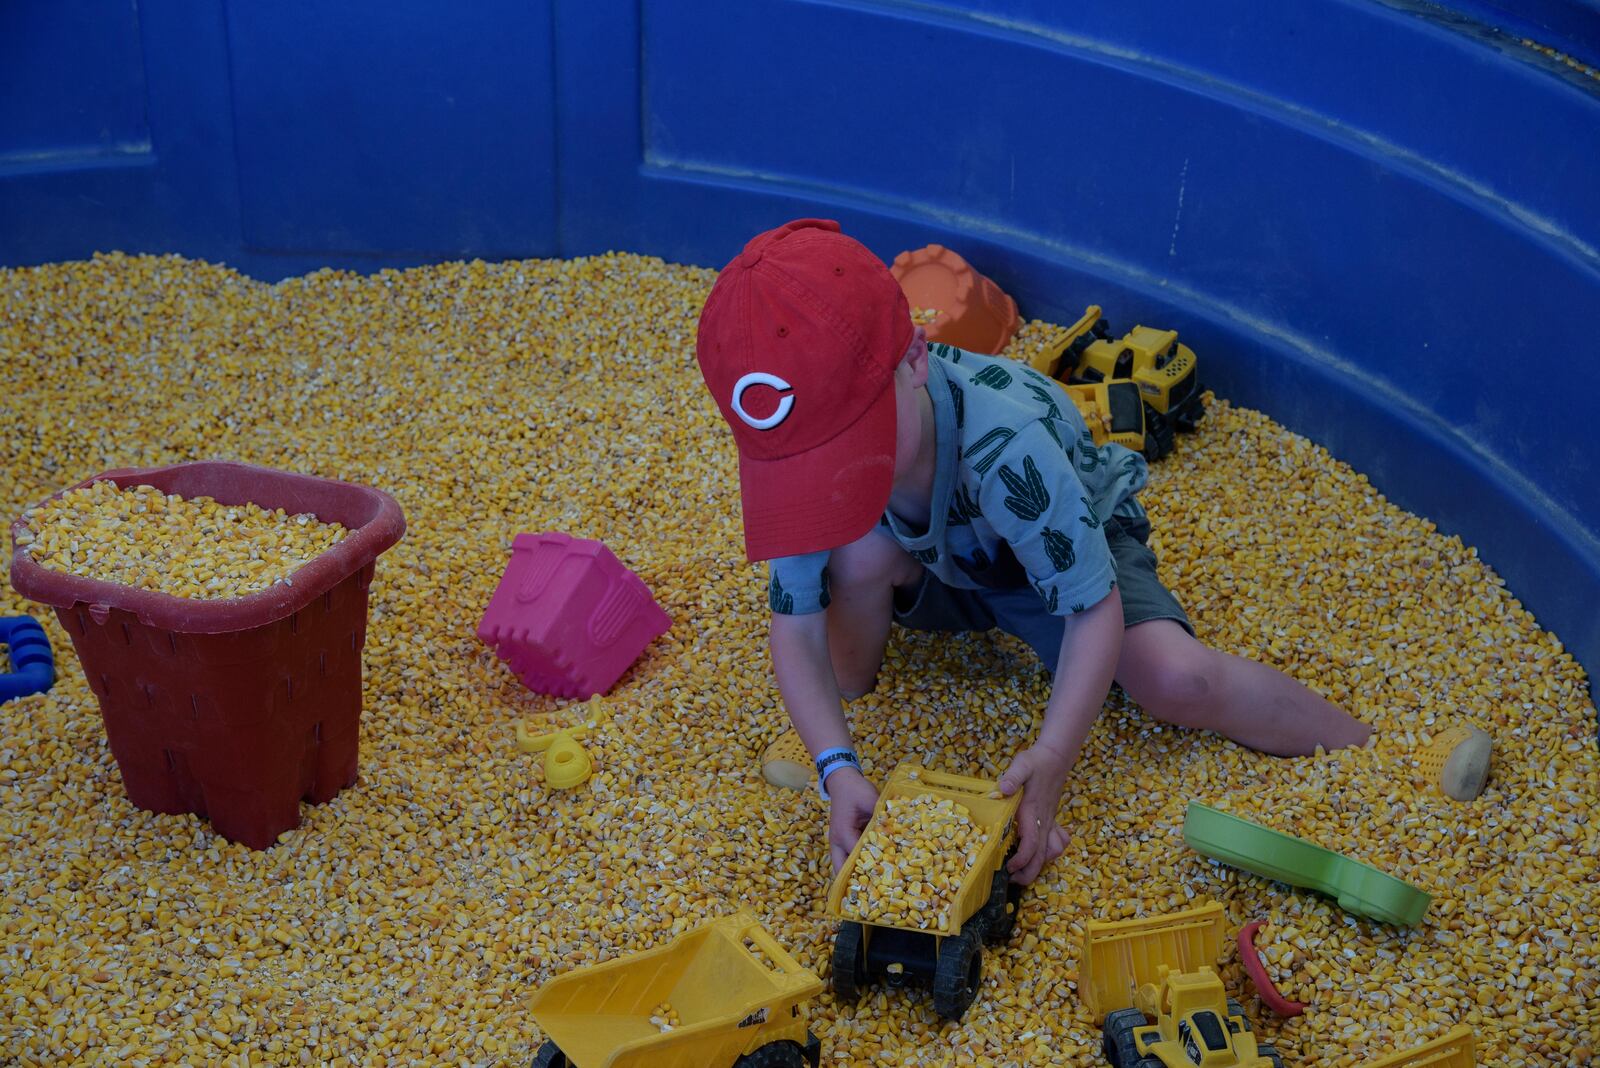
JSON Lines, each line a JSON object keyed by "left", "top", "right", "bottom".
{"left": 529, "top": 912, "right": 824, "bottom": 1068}
{"left": 826, "top": 764, "right": 1023, "bottom": 1021}
{"left": 1081, "top": 903, "right": 1283, "bottom": 1068}
{"left": 1367, "top": 1025, "right": 1476, "bottom": 1067}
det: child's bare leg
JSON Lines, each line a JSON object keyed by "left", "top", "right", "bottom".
{"left": 824, "top": 529, "right": 922, "bottom": 699}
{"left": 1115, "top": 619, "right": 1370, "bottom": 755}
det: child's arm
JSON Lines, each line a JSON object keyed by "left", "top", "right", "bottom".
{"left": 969, "top": 413, "right": 1131, "bottom": 883}
{"left": 769, "top": 611, "right": 880, "bottom": 873}
{"left": 999, "top": 586, "right": 1122, "bottom": 884}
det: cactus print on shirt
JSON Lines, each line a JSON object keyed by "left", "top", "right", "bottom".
{"left": 768, "top": 345, "right": 1148, "bottom": 617}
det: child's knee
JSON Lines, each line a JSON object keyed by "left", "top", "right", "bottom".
{"left": 1124, "top": 650, "right": 1218, "bottom": 727}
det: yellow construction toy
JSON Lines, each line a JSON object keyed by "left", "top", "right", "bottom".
{"left": 1030, "top": 304, "right": 1205, "bottom": 462}
{"left": 1066, "top": 380, "right": 1167, "bottom": 460}
{"left": 826, "top": 764, "right": 1023, "bottom": 1021}
{"left": 518, "top": 724, "right": 593, "bottom": 788}
{"left": 530, "top": 912, "right": 824, "bottom": 1068}
{"left": 517, "top": 696, "right": 611, "bottom": 789}
{"left": 1081, "top": 903, "right": 1284, "bottom": 1068}
{"left": 1029, "top": 304, "right": 1109, "bottom": 380}
{"left": 1366, "top": 1025, "right": 1476, "bottom": 1067}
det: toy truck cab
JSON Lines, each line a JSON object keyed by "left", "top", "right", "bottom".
{"left": 1114, "top": 966, "right": 1268, "bottom": 1068}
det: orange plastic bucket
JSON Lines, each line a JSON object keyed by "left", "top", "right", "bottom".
{"left": 890, "top": 244, "right": 1020, "bottom": 354}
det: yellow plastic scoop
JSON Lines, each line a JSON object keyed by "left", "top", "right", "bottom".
{"left": 516, "top": 696, "right": 609, "bottom": 789}
{"left": 518, "top": 724, "right": 592, "bottom": 788}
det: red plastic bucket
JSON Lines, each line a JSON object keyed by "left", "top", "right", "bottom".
{"left": 9, "top": 461, "right": 405, "bottom": 849}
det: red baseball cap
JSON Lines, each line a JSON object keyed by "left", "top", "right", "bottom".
{"left": 696, "top": 219, "right": 913, "bottom": 561}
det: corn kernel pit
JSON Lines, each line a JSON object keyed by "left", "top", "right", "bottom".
{"left": 0, "top": 252, "right": 1596, "bottom": 1066}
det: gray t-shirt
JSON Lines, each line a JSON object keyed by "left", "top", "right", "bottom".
{"left": 767, "top": 344, "right": 1148, "bottom": 616}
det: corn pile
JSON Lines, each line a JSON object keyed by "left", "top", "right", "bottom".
{"left": 649, "top": 1001, "right": 680, "bottom": 1032}
{"left": 1255, "top": 924, "right": 1314, "bottom": 1008}
{"left": 16, "top": 480, "right": 348, "bottom": 599}
{"left": 0, "top": 252, "right": 1596, "bottom": 1067}
{"left": 840, "top": 795, "right": 989, "bottom": 931}
{"left": 742, "top": 934, "right": 778, "bottom": 972}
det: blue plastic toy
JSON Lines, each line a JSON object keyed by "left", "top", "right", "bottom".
{"left": 0, "top": 616, "right": 55, "bottom": 703}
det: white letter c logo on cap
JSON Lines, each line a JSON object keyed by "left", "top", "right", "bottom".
{"left": 731, "top": 372, "right": 795, "bottom": 431}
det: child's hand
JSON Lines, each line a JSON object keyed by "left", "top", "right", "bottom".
{"left": 999, "top": 743, "right": 1073, "bottom": 885}
{"left": 826, "top": 769, "right": 879, "bottom": 875}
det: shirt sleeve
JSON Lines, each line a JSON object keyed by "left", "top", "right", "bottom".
{"left": 766, "top": 550, "right": 831, "bottom": 615}
{"left": 976, "top": 420, "right": 1117, "bottom": 616}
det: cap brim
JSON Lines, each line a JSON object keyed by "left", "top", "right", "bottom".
{"left": 738, "top": 383, "right": 896, "bottom": 562}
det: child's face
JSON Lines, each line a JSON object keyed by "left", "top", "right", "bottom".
{"left": 891, "top": 326, "right": 930, "bottom": 480}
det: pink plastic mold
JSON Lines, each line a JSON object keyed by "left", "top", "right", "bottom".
{"left": 478, "top": 532, "right": 670, "bottom": 699}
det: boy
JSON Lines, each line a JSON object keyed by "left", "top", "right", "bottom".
{"left": 694, "top": 218, "right": 1372, "bottom": 886}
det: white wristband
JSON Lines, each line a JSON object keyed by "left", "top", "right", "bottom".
{"left": 815, "top": 747, "right": 860, "bottom": 800}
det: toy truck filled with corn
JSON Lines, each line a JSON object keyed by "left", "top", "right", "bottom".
{"left": 1030, "top": 305, "right": 1204, "bottom": 461}
{"left": 1080, "top": 903, "right": 1283, "bottom": 1068}
{"left": 826, "top": 764, "right": 1024, "bottom": 1021}
{"left": 529, "top": 912, "right": 825, "bottom": 1068}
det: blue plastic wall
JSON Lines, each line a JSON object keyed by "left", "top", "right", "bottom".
{"left": 3, "top": 1, "right": 1598, "bottom": 692}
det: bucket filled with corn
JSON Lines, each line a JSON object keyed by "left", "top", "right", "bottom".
{"left": 9, "top": 461, "right": 404, "bottom": 848}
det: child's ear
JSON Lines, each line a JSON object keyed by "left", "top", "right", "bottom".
{"left": 903, "top": 326, "right": 930, "bottom": 386}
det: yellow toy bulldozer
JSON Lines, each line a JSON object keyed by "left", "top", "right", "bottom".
{"left": 1030, "top": 305, "right": 1204, "bottom": 462}
{"left": 1066, "top": 380, "right": 1173, "bottom": 462}
{"left": 1031, "top": 307, "right": 1161, "bottom": 461}
{"left": 1081, "top": 903, "right": 1283, "bottom": 1068}
{"left": 1101, "top": 968, "right": 1283, "bottom": 1068}
{"left": 1074, "top": 322, "right": 1205, "bottom": 433}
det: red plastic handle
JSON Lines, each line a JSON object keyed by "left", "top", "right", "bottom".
{"left": 1238, "top": 921, "right": 1308, "bottom": 1018}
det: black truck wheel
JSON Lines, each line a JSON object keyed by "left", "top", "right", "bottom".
{"left": 1101, "top": 1007, "right": 1147, "bottom": 1067}
{"left": 801, "top": 1029, "right": 822, "bottom": 1068}
{"left": 1142, "top": 405, "right": 1175, "bottom": 461}
{"left": 734, "top": 1040, "right": 808, "bottom": 1068}
{"left": 1227, "top": 998, "right": 1251, "bottom": 1030}
{"left": 978, "top": 865, "right": 1023, "bottom": 945}
{"left": 531, "top": 1040, "right": 571, "bottom": 1068}
{"left": 930, "top": 927, "right": 983, "bottom": 1021}
{"left": 1256, "top": 1043, "right": 1285, "bottom": 1068}
{"left": 831, "top": 920, "right": 867, "bottom": 1002}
